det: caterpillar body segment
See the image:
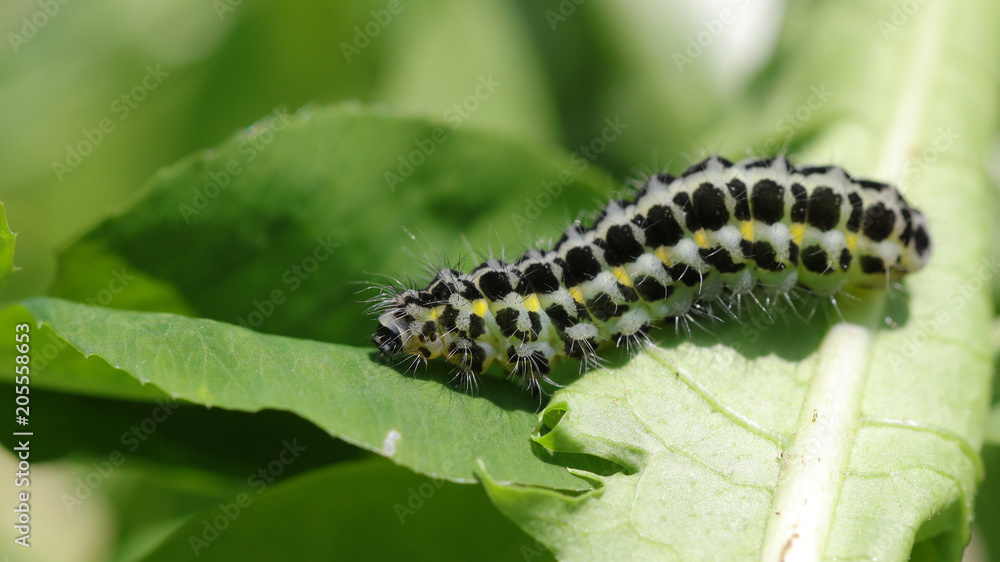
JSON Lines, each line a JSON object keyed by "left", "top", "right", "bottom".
{"left": 372, "top": 155, "right": 931, "bottom": 390}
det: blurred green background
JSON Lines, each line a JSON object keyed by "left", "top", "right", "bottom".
{"left": 0, "top": 0, "right": 762, "bottom": 305}
{"left": 1, "top": 0, "right": 997, "bottom": 560}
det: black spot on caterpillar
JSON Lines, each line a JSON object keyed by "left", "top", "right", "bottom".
{"left": 371, "top": 156, "right": 931, "bottom": 392}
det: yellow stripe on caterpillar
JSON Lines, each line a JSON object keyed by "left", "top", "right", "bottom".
{"left": 472, "top": 299, "right": 488, "bottom": 317}
{"left": 693, "top": 230, "right": 709, "bottom": 249}
{"left": 790, "top": 224, "right": 805, "bottom": 246}
{"left": 845, "top": 232, "right": 858, "bottom": 251}
{"left": 655, "top": 247, "right": 673, "bottom": 266}
{"left": 611, "top": 266, "right": 632, "bottom": 286}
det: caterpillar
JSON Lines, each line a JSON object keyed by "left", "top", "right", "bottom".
{"left": 371, "top": 155, "right": 931, "bottom": 392}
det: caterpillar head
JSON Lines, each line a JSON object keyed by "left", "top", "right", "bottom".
{"left": 849, "top": 187, "right": 932, "bottom": 286}
{"left": 372, "top": 314, "right": 406, "bottom": 356}
{"left": 898, "top": 209, "right": 932, "bottom": 273}
{"left": 372, "top": 289, "right": 445, "bottom": 360}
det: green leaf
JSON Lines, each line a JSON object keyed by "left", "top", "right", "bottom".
{"left": 987, "top": 407, "right": 1000, "bottom": 446}
{"left": 47, "top": 106, "right": 609, "bottom": 347}
{"left": 9, "top": 298, "right": 586, "bottom": 491}
{"left": 0, "top": 0, "right": 408, "bottom": 303}
{"left": 974, "top": 445, "right": 1000, "bottom": 559}
{"left": 16, "top": 105, "right": 617, "bottom": 489}
{"left": 482, "top": 0, "right": 1000, "bottom": 560}
{"left": 140, "top": 457, "right": 553, "bottom": 562}
{"left": 986, "top": 321, "right": 1000, "bottom": 446}
{"left": 0, "top": 201, "right": 16, "bottom": 290}
{"left": 0, "top": 303, "right": 169, "bottom": 401}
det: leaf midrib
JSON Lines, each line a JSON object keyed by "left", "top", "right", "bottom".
{"left": 760, "top": 1, "right": 952, "bottom": 558}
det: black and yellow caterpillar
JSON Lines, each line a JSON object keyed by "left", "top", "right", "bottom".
{"left": 372, "top": 156, "right": 931, "bottom": 390}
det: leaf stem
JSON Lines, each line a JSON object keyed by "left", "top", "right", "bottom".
{"left": 758, "top": 313, "right": 879, "bottom": 561}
